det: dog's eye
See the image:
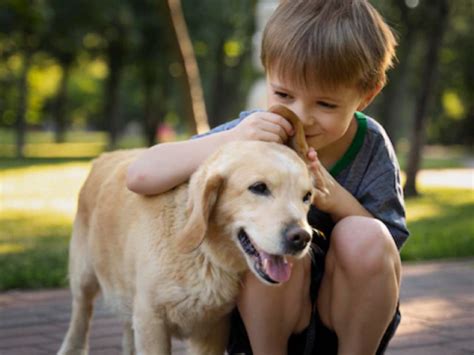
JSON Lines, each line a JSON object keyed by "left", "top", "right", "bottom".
{"left": 248, "top": 182, "right": 271, "bottom": 196}
{"left": 303, "top": 191, "right": 312, "bottom": 203}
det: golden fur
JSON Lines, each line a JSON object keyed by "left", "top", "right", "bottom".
{"left": 59, "top": 107, "right": 314, "bottom": 355}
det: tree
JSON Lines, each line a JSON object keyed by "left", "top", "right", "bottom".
{"left": 99, "top": 2, "right": 133, "bottom": 149}
{"left": 372, "top": 0, "right": 422, "bottom": 146}
{"left": 0, "top": 0, "right": 47, "bottom": 157}
{"left": 42, "top": 0, "right": 93, "bottom": 142}
{"left": 427, "top": 0, "right": 473, "bottom": 147}
{"left": 164, "top": 0, "right": 209, "bottom": 134}
{"left": 181, "top": 0, "right": 257, "bottom": 127}
{"left": 404, "top": 0, "right": 449, "bottom": 196}
{"left": 130, "top": 0, "right": 172, "bottom": 146}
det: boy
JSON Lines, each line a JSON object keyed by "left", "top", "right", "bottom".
{"left": 127, "top": 0, "right": 409, "bottom": 354}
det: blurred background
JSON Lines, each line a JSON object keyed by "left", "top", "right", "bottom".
{"left": 0, "top": 0, "right": 472, "bottom": 290}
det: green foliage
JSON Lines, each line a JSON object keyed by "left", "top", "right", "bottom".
{"left": 0, "top": 0, "right": 258, "bottom": 140}
{"left": 427, "top": 1, "right": 473, "bottom": 146}
{"left": 370, "top": 0, "right": 473, "bottom": 146}
{"left": 182, "top": 0, "right": 257, "bottom": 126}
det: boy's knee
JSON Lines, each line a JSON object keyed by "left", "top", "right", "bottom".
{"left": 330, "top": 216, "right": 400, "bottom": 278}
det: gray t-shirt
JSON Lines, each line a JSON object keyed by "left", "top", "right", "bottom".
{"left": 195, "top": 110, "right": 409, "bottom": 249}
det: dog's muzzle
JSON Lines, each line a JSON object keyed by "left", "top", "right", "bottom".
{"left": 238, "top": 229, "right": 295, "bottom": 284}
{"left": 282, "top": 224, "right": 311, "bottom": 254}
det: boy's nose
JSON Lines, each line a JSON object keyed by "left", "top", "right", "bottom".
{"left": 290, "top": 106, "right": 314, "bottom": 127}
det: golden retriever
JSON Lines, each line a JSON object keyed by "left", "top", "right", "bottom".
{"left": 58, "top": 106, "right": 314, "bottom": 355}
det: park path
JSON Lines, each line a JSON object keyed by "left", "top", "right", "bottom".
{"left": 0, "top": 258, "right": 473, "bottom": 354}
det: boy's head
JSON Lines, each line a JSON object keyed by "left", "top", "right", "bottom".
{"left": 261, "top": 0, "right": 397, "bottom": 94}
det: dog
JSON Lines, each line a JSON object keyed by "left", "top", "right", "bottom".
{"left": 58, "top": 105, "right": 315, "bottom": 355}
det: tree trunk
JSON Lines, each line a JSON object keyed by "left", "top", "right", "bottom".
{"left": 209, "top": 37, "right": 226, "bottom": 128}
{"left": 142, "top": 75, "right": 166, "bottom": 147}
{"left": 104, "top": 41, "right": 124, "bottom": 150}
{"left": 404, "top": 0, "right": 449, "bottom": 197}
{"left": 53, "top": 61, "right": 71, "bottom": 143}
{"left": 378, "top": 1, "right": 417, "bottom": 146}
{"left": 143, "top": 77, "right": 156, "bottom": 146}
{"left": 164, "top": 0, "right": 209, "bottom": 134}
{"left": 15, "top": 48, "right": 32, "bottom": 159}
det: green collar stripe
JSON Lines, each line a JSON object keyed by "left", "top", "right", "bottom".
{"left": 329, "top": 111, "right": 367, "bottom": 176}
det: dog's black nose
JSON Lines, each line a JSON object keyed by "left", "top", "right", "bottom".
{"left": 283, "top": 225, "right": 311, "bottom": 252}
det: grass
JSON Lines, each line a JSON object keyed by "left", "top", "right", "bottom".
{"left": 0, "top": 161, "right": 90, "bottom": 289}
{"left": 0, "top": 211, "right": 71, "bottom": 289}
{"left": 0, "top": 128, "right": 147, "bottom": 159}
{"left": 401, "top": 187, "right": 474, "bottom": 261}
{"left": 0, "top": 132, "right": 472, "bottom": 289}
{"left": 397, "top": 144, "right": 469, "bottom": 170}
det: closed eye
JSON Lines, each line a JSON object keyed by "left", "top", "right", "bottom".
{"left": 317, "top": 101, "right": 337, "bottom": 109}
{"left": 248, "top": 182, "right": 271, "bottom": 196}
{"left": 274, "top": 91, "right": 290, "bottom": 99}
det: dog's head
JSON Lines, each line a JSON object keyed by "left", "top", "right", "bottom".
{"left": 177, "top": 108, "right": 314, "bottom": 285}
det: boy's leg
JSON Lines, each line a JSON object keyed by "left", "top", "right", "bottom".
{"left": 236, "top": 215, "right": 400, "bottom": 355}
{"left": 317, "top": 216, "right": 401, "bottom": 355}
{"left": 236, "top": 254, "right": 313, "bottom": 355}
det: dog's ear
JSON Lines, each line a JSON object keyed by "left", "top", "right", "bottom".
{"left": 177, "top": 169, "right": 223, "bottom": 253}
{"left": 269, "top": 105, "right": 309, "bottom": 163}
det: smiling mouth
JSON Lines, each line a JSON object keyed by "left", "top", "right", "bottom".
{"left": 237, "top": 229, "right": 292, "bottom": 284}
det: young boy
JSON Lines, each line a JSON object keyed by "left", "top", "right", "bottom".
{"left": 127, "top": 0, "right": 409, "bottom": 354}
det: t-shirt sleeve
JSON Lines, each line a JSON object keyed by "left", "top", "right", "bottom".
{"left": 356, "top": 146, "right": 409, "bottom": 249}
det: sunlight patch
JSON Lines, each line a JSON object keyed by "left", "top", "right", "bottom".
{"left": 0, "top": 243, "right": 25, "bottom": 255}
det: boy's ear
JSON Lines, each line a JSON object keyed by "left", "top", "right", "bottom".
{"left": 357, "top": 84, "right": 382, "bottom": 111}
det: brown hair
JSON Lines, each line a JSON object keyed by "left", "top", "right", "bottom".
{"left": 261, "top": 0, "right": 397, "bottom": 93}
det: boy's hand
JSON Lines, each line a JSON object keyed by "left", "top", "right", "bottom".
{"left": 308, "top": 147, "right": 374, "bottom": 221}
{"left": 230, "top": 111, "right": 294, "bottom": 144}
{"left": 307, "top": 147, "right": 340, "bottom": 213}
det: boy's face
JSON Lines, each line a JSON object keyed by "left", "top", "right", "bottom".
{"left": 265, "top": 72, "right": 378, "bottom": 151}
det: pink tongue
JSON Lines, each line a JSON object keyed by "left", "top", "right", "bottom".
{"left": 260, "top": 251, "right": 292, "bottom": 283}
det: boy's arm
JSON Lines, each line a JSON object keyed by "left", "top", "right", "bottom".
{"left": 308, "top": 147, "right": 409, "bottom": 248}
{"left": 307, "top": 148, "right": 372, "bottom": 221}
{"left": 126, "top": 111, "right": 294, "bottom": 195}
{"left": 126, "top": 130, "right": 233, "bottom": 195}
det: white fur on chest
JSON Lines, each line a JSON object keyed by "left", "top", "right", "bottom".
{"left": 153, "top": 253, "right": 241, "bottom": 337}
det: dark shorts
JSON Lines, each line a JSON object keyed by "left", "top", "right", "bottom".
{"left": 227, "top": 235, "right": 401, "bottom": 355}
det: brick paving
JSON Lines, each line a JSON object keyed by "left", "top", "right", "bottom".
{"left": 0, "top": 259, "right": 473, "bottom": 355}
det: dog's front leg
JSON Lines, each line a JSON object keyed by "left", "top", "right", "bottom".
{"left": 133, "top": 301, "right": 171, "bottom": 355}
{"left": 187, "top": 317, "right": 230, "bottom": 355}
{"left": 122, "top": 320, "right": 135, "bottom": 355}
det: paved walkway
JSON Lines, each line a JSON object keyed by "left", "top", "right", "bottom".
{"left": 0, "top": 259, "right": 473, "bottom": 355}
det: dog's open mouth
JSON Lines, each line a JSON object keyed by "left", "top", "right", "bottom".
{"left": 238, "top": 229, "right": 292, "bottom": 284}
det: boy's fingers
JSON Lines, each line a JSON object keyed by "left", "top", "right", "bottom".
{"left": 258, "top": 120, "right": 289, "bottom": 143}
{"left": 260, "top": 130, "right": 286, "bottom": 144}
{"left": 307, "top": 148, "right": 317, "bottom": 161}
{"left": 264, "top": 113, "right": 294, "bottom": 137}
{"left": 310, "top": 161, "right": 327, "bottom": 189}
